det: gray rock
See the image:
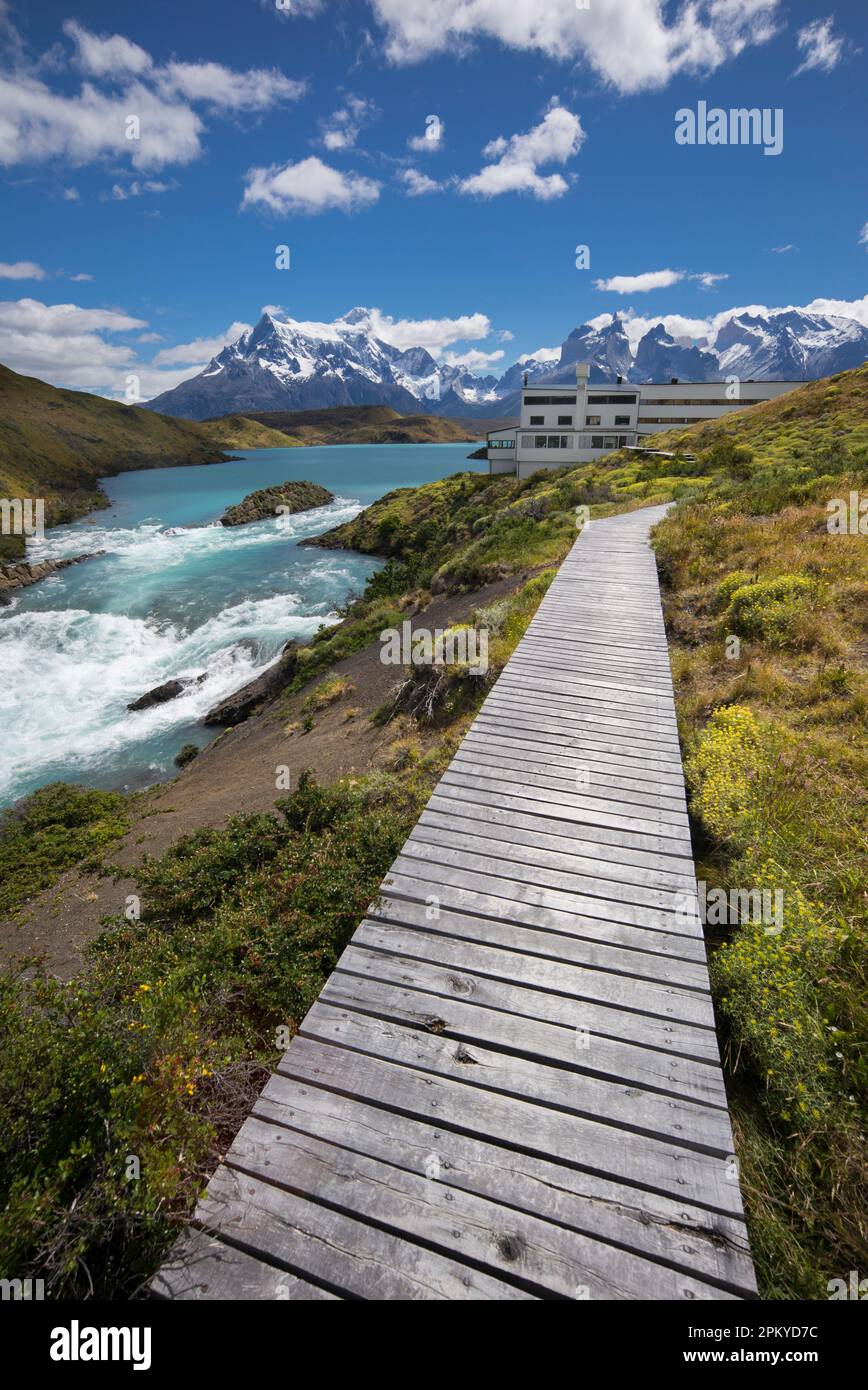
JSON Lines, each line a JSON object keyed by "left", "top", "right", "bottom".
{"left": 202, "top": 641, "right": 299, "bottom": 725}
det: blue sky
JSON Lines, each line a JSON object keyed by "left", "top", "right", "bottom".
{"left": 0, "top": 0, "right": 866, "bottom": 398}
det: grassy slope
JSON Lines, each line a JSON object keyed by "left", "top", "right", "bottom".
{"left": 649, "top": 364, "right": 868, "bottom": 1296}
{"left": 0, "top": 364, "right": 228, "bottom": 560}
{"left": 196, "top": 415, "right": 301, "bottom": 450}
{"left": 242, "top": 404, "right": 484, "bottom": 444}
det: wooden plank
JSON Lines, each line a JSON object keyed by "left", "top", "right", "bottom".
{"left": 252, "top": 1080, "right": 755, "bottom": 1296}
{"left": 379, "top": 866, "right": 707, "bottom": 981}
{"left": 280, "top": 1032, "right": 744, "bottom": 1216}
{"left": 361, "top": 908, "right": 719, "bottom": 1035}
{"left": 392, "top": 840, "right": 702, "bottom": 942}
{"left": 342, "top": 927, "right": 723, "bottom": 1069}
{"left": 301, "top": 999, "right": 732, "bottom": 1154}
{"left": 152, "top": 1227, "right": 339, "bottom": 1301}
{"left": 227, "top": 1117, "right": 737, "bottom": 1301}
{"left": 325, "top": 957, "right": 727, "bottom": 1110}
{"left": 196, "top": 1163, "right": 534, "bottom": 1300}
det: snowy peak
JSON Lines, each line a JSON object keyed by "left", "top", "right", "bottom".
{"left": 144, "top": 304, "right": 868, "bottom": 421}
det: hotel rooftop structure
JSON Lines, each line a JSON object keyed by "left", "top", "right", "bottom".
{"left": 487, "top": 363, "right": 804, "bottom": 478}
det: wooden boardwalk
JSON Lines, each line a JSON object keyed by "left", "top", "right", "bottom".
{"left": 153, "top": 504, "right": 756, "bottom": 1301}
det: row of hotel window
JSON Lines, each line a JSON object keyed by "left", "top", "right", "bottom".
{"left": 519, "top": 434, "right": 634, "bottom": 450}
{"left": 528, "top": 415, "right": 633, "bottom": 426}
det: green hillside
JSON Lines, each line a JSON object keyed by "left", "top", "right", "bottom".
{"left": 0, "top": 364, "right": 228, "bottom": 560}
{"left": 196, "top": 414, "right": 301, "bottom": 450}
{"left": 241, "top": 404, "right": 485, "bottom": 445}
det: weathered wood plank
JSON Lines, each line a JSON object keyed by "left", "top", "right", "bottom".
{"left": 252, "top": 1079, "right": 755, "bottom": 1295}
{"left": 196, "top": 1163, "right": 534, "bottom": 1299}
{"left": 151, "top": 1227, "right": 340, "bottom": 1300}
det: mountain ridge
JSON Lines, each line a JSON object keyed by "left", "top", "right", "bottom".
{"left": 143, "top": 305, "right": 868, "bottom": 422}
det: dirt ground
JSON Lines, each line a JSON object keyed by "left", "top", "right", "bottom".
{"left": 0, "top": 573, "right": 525, "bottom": 978}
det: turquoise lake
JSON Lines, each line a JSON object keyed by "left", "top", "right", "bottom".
{"left": 0, "top": 443, "right": 483, "bottom": 808}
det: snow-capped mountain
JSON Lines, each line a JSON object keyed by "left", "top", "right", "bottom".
{"left": 712, "top": 310, "right": 868, "bottom": 382}
{"left": 144, "top": 305, "right": 868, "bottom": 421}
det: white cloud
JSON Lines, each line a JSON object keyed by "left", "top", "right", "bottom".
{"left": 320, "top": 95, "right": 376, "bottom": 150}
{"left": 367, "top": 0, "right": 781, "bottom": 94}
{"left": 0, "top": 23, "right": 305, "bottom": 173}
{"left": 691, "top": 271, "right": 729, "bottom": 288}
{"left": 460, "top": 105, "right": 583, "bottom": 200}
{"left": 336, "top": 306, "right": 492, "bottom": 353}
{"left": 859, "top": 224, "right": 868, "bottom": 248}
{"left": 61, "top": 186, "right": 80, "bottom": 201}
{"left": 0, "top": 74, "right": 205, "bottom": 170}
{"left": 159, "top": 62, "right": 305, "bottom": 111}
{"left": 64, "top": 271, "right": 93, "bottom": 282}
{"left": 520, "top": 346, "right": 560, "bottom": 364}
{"left": 594, "top": 269, "right": 684, "bottom": 294}
{"left": 0, "top": 296, "right": 147, "bottom": 391}
{"left": 62, "top": 19, "right": 152, "bottom": 78}
{"left": 106, "top": 179, "right": 175, "bottom": 201}
{"left": 793, "top": 17, "right": 845, "bottom": 76}
{"left": 241, "top": 157, "right": 381, "bottom": 215}
{"left": 0, "top": 260, "right": 46, "bottom": 280}
{"left": 399, "top": 167, "right": 446, "bottom": 195}
{"left": 771, "top": 243, "right": 796, "bottom": 253}
{"left": 152, "top": 321, "right": 253, "bottom": 366}
{"left": 443, "top": 347, "right": 504, "bottom": 370}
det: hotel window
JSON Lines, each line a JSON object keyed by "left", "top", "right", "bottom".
{"left": 586, "top": 415, "right": 601, "bottom": 426}
{"left": 534, "top": 435, "right": 547, "bottom": 449}
{"left": 529, "top": 415, "right": 544, "bottom": 425}
{"left": 557, "top": 415, "right": 573, "bottom": 425}
{"left": 591, "top": 436, "right": 604, "bottom": 448}
{"left": 547, "top": 435, "right": 561, "bottom": 448}
{"left": 488, "top": 439, "right": 514, "bottom": 449}
{"left": 587, "top": 394, "right": 638, "bottom": 405}
{"left": 614, "top": 415, "right": 631, "bottom": 426}
{"left": 523, "top": 394, "right": 576, "bottom": 404}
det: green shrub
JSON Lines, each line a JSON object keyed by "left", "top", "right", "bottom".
{"left": 715, "top": 569, "right": 755, "bottom": 611}
{"left": 723, "top": 573, "right": 817, "bottom": 645}
{"left": 0, "top": 783, "right": 130, "bottom": 920}
{"left": 174, "top": 743, "right": 200, "bottom": 769}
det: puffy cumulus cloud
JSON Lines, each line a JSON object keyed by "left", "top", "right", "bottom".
{"left": 336, "top": 306, "right": 492, "bottom": 354}
{"left": 442, "top": 347, "right": 505, "bottom": 370}
{"left": 793, "top": 16, "right": 846, "bottom": 76}
{"left": 0, "top": 260, "right": 46, "bottom": 279}
{"left": 152, "top": 321, "right": 253, "bottom": 366}
{"left": 0, "top": 296, "right": 146, "bottom": 390}
{"left": 367, "top": 0, "right": 781, "bottom": 94}
{"left": 858, "top": 224, "right": 868, "bottom": 249}
{"left": 0, "top": 75, "right": 204, "bottom": 170}
{"left": 0, "top": 296, "right": 252, "bottom": 398}
{"left": 62, "top": 19, "right": 152, "bottom": 78}
{"left": 459, "top": 105, "right": 583, "bottom": 200}
{"left": 241, "top": 157, "right": 381, "bottom": 215}
{"left": 0, "top": 22, "right": 305, "bottom": 173}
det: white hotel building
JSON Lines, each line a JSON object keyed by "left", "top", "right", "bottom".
{"left": 486, "top": 363, "right": 803, "bottom": 478}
